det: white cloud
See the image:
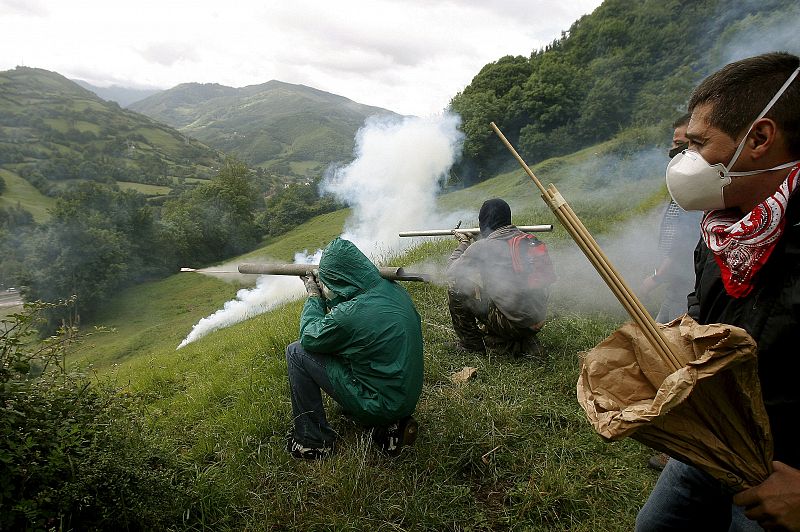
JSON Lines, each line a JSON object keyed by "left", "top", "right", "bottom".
{"left": 0, "top": 0, "right": 601, "bottom": 115}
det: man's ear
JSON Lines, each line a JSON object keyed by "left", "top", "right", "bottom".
{"left": 748, "top": 118, "right": 778, "bottom": 160}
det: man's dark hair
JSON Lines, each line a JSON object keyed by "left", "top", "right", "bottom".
{"left": 688, "top": 52, "right": 800, "bottom": 156}
{"left": 672, "top": 113, "right": 691, "bottom": 129}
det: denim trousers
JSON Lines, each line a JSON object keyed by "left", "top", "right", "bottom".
{"left": 655, "top": 284, "right": 688, "bottom": 324}
{"left": 635, "top": 459, "right": 762, "bottom": 531}
{"left": 285, "top": 341, "right": 339, "bottom": 448}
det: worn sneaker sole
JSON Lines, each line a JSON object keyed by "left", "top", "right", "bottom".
{"left": 386, "top": 417, "right": 419, "bottom": 457}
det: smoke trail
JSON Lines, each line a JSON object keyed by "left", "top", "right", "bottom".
{"left": 177, "top": 113, "right": 464, "bottom": 348}
{"left": 176, "top": 275, "right": 303, "bottom": 349}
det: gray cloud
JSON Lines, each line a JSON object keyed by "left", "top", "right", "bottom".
{"left": 138, "top": 41, "right": 199, "bottom": 67}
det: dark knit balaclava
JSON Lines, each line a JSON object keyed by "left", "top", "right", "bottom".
{"left": 478, "top": 198, "right": 512, "bottom": 237}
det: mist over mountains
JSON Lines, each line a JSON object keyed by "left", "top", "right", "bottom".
{"left": 72, "top": 79, "right": 161, "bottom": 108}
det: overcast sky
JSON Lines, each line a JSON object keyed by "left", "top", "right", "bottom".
{"left": 1, "top": 0, "right": 602, "bottom": 116}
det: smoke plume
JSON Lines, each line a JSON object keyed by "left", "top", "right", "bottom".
{"left": 177, "top": 113, "right": 464, "bottom": 348}
{"left": 321, "top": 114, "right": 464, "bottom": 256}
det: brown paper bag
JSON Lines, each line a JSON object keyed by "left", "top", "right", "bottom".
{"left": 577, "top": 315, "right": 773, "bottom": 490}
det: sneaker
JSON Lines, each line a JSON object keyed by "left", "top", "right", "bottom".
{"left": 449, "top": 340, "right": 487, "bottom": 355}
{"left": 520, "top": 336, "right": 545, "bottom": 359}
{"left": 647, "top": 453, "right": 669, "bottom": 471}
{"left": 375, "top": 416, "right": 419, "bottom": 457}
{"left": 285, "top": 432, "right": 334, "bottom": 460}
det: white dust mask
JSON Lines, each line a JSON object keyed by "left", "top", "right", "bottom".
{"left": 666, "top": 66, "right": 800, "bottom": 211}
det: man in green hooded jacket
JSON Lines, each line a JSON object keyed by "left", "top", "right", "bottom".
{"left": 285, "top": 237, "right": 424, "bottom": 459}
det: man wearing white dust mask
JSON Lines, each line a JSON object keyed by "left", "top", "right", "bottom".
{"left": 638, "top": 52, "right": 800, "bottom": 532}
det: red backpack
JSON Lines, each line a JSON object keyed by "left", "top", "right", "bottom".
{"left": 507, "top": 233, "right": 556, "bottom": 289}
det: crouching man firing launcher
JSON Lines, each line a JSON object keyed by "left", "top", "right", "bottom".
{"left": 446, "top": 198, "right": 556, "bottom": 357}
{"left": 284, "top": 237, "right": 423, "bottom": 459}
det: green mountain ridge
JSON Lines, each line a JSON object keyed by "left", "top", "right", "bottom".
{"left": 0, "top": 66, "right": 223, "bottom": 202}
{"left": 130, "top": 79, "right": 400, "bottom": 179}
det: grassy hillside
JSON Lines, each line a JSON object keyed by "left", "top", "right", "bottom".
{"left": 130, "top": 80, "right": 399, "bottom": 181}
{"left": 0, "top": 168, "right": 56, "bottom": 222}
{"left": 0, "top": 67, "right": 223, "bottom": 208}
{"left": 69, "top": 130, "right": 669, "bottom": 529}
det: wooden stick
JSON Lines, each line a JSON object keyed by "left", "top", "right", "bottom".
{"left": 489, "top": 122, "right": 682, "bottom": 370}
{"left": 549, "top": 186, "right": 682, "bottom": 370}
{"left": 544, "top": 188, "right": 679, "bottom": 369}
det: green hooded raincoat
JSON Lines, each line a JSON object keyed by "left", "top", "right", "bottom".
{"left": 299, "top": 238, "right": 424, "bottom": 426}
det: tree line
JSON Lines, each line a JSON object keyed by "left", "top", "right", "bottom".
{"left": 449, "top": 0, "right": 794, "bottom": 183}
{"left": 0, "top": 160, "right": 339, "bottom": 328}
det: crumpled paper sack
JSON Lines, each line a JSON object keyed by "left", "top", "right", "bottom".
{"left": 577, "top": 315, "right": 772, "bottom": 490}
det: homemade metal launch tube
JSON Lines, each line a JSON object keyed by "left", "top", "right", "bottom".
{"left": 399, "top": 225, "right": 553, "bottom": 237}
{"left": 490, "top": 122, "right": 682, "bottom": 371}
{"left": 237, "top": 263, "right": 429, "bottom": 282}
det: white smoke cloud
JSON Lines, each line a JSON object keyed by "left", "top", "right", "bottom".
{"left": 323, "top": 113, "right": 465, "bottom": 256}
{"left": 177, "top": 113, "right": 464, "bottom": 348}
{"left": 548, "top": 209, "right": 668, "bottom": 316}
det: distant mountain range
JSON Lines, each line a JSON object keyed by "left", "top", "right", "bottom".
{"left": 129, "top": 80, "right": 401, "bottom": 179}
{"left": 73, "top": 79, "right": 161, "bottom": 107}
{"left": 0, "top": 66, "right": 404, "bottom": 220}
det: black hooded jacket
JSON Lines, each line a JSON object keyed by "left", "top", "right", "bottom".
{"left": 688, "top": 192, "right": 800, "bottom": 468}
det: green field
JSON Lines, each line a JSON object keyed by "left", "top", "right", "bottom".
{"left": 116, "top": 180, "right": 172, "bottom": 196}
{"left": 0, "top": 168, "right": 56, "bottom": 222}
{"left": 66, "top": 132, "right": 669, "bottom": 529}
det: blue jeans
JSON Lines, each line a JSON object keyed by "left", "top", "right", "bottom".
{"left": 655, "top": 282, "right": 689, "bottom": 324}
{"left": 636, "top": 459, "right": 762, "bottom": 531}
{"left": 285, "top": 341, "right": 340, "bottom": 448}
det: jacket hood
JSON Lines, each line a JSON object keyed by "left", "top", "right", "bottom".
{"left": 317, "top": 238, "right": 382, "bottom": 301}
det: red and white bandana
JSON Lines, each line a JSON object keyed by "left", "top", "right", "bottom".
{"left": 701, "top": 166, "right": 800, "bottom": 298}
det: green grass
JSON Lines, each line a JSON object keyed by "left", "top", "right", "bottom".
{"left": 72, "top": 255, "right": 657, "bottom": 530}
{"left": 66, "top": 135, "right": 671, "bottom": 528}
{"left": 289, "top": 160, "right": 322, "bottom": 175}
{"left": 242, "top": 209, "right": 352, "bottom": 262}
{"left": 116, "top": 181, "right": 172, "bottom": 196}
{"left": 0, "top": 168, "right": 56, "bottom": 222}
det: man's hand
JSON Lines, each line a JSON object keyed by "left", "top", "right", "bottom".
{"left": 640, "top": 273, "right": 660, "bottom": 297}
{"left": 300, "top": 274, "right": 322, "bottom": 298}
{"left": 453, "top": 230, "right": 475, "bottom": 245}
{"left": 733, "top": 461, "right": 800, "bottom": 530}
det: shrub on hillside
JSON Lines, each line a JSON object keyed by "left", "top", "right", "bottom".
{"left": 0, "top": 301, "right": 193, "bottom": 530}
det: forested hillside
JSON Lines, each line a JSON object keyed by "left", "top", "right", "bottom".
{"left": 130, "top": 80, "right": 398, "bottom": 180}
{"left": 451, "top": 0, "right": 800, "bottom": 182}
{"left": 0, "top": 67, "right": 222, "bottom": 195}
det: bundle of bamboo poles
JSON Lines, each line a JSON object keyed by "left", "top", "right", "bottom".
{"left": 490, "top": 122, "right": 683, "bottom": 371}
